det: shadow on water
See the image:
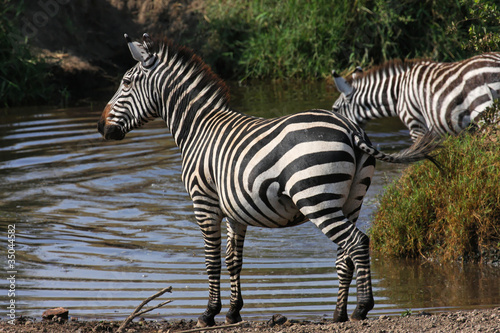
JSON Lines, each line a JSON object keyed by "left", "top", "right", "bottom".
{"left": 0, "top": 81, "right": 498, "bottom": 321}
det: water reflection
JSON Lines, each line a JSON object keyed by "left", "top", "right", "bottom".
{"left": 0, "top": 82, "right": 498, "bottom": 321}
{"left": 372, "top": 257, "right": 500, "bottom": 312}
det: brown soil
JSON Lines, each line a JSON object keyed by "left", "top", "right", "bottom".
{"left": 20, "top": 0, "right": 207, "bottom": 103}
{"left": 2, "top": 308, "right": 499, "bottom": 333}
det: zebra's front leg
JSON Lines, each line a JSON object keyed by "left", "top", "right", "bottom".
{"left": 225, "top": 219, "right": 247, "bottom": 324}
{"left": 333, "top": 247, "right": 354, "bottom": 322}
{"left": 197, "top": 219, "right": 222, "bottom": 327}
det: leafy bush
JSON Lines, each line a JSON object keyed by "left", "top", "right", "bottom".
{"left": 370, "top": 102, "right": 500, "bottom": 262}
{"left": 202, "top": 0, "right": 500, "bottom": 80}
{"left": 202, "top": 0, "right": 353, "bottom": 79}
{"left": 0, "top": 0, "right": 51, "bottom": 107}
{"left": 459, "top": 0, "right": 500, "bottom": 53}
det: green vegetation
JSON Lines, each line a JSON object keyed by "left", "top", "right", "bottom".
{"left": 202, "top": 0, "right": 500, "bottom": 79}
{"left": 2, "top": 0, "right": 499, "bottom": 103}
{"left": 401, "top": 309, "right": 413, "bottom": 317}
{"left": 370, "top": 102, "right": 500, "bottom": 262}
{"left": 0, "top": 0, "right": 51, "bottom": 107}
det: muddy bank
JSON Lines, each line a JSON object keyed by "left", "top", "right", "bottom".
{"left": 2, "top": 308, "right": 499, "bottom": 333}
{"left": 18, "top": 0, "right": 206, "bottom": 102}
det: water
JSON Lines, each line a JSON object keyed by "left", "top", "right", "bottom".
{"left": 1, "top": 82, "right": 499, "bottom": 321}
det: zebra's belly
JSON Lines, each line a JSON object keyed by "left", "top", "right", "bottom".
{"left": 220, "top": 190, "right": 308, "bottom": 228}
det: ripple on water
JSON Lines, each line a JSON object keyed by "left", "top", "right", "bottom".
{"left": 1, "top": 83, "right": 498, "bottom": 320}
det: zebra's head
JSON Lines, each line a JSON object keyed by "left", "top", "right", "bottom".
{"left": 332, "top": 70, "right": 355, "bottom": 113}
{"left": 98, "top": 33, "right": 160, "bottom": 140}
{"left": 331, "top": 69, "right": 369, "bottom": 126}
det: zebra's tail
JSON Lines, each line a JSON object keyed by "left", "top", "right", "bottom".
{"left": 354, "top": 130, "right": 441, "bottom": 167}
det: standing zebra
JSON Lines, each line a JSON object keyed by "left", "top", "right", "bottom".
{"left": 98, "top": 34, "right": 437, "bottom": 326}
{"left": 332, "top": 54, "right": 500, "bottom": 140}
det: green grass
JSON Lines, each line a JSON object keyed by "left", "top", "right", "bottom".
{"left": 370, "top": 103, "right": 500, "bottom": 262}
{"left": 2, "top": 0, "right": 499, "bottom": 104}
{"left": 201, "top": 0, "right": 500, "bottom": 80}
{"left": 202, "top": 0, "right": 352, "bottom": 79}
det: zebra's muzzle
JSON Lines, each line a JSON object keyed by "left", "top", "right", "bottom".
{"left": 97, "top": 120, "right": 125, "bottom": 140}
{"left": 98, "top": 104, "right": 126, "bottom": 140}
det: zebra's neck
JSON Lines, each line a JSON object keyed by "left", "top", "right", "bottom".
{"left": 154, "top": 43, "right": 232, "bottom": 150}
{"left": 350, "top": 60, "right": 410, "bottom": 120}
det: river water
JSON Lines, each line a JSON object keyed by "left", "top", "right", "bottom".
{"left": 1, "top": 81, "right": 498, "bottom": 321}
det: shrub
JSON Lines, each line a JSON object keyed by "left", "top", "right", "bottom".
{"left": 0, "top": 0, "right": 51, "bottom": 107}
{"left": 201, "top": 0, "right": 500, "bottom": 80}
{"left": 201, "top": 0, "right": 353, "bottom": 79}
{"left": 370, "top": 102, "right": 500, "bottom": 262}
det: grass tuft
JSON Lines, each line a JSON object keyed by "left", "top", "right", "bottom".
{"left": 370, "top": 101, "right": 500, "bottom": 262}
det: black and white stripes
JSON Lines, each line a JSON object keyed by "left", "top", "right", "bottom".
{"left": 98, "top": 34, "right": 437, "bottom": 326}
{"left": 332, "top": 53, "right": 500, "bottom": 140}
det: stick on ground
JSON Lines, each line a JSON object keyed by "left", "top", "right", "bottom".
{"left": 117, "top": 286, "right": 173, "bottom": 333}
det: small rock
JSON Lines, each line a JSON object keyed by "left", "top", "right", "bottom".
{"left": 416, "top": 311, "right": 432, "bottom": 316}
{"left": 456, "top": 316, "right": 467, "bottom": 323}
{"left": 379, "top": 315, "right": 389, "bottom": 320}
{"left": 42, "top": 307, "right": 69, "bottom": 321}
{"left": 268, "top": 314, "right": 288, "bottom": 327}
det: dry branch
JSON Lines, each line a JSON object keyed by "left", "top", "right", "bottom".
{"left": 117, "top": 286, "right": 173, "bottom": 333}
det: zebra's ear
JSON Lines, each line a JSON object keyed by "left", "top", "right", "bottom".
{"left": 352, "top": 66, "right": 363, "bottom": 79}
{"left": 332, "top": 70, "right": 354, "bottom": 96}
{"left": 142, "top": 33, "right": 154, "bottom": 53}
{"left": 124, "top": 33, "right": 156, "bottom": 67}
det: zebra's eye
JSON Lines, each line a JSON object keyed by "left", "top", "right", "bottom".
{"left": 122, "top": 77, "right": 132, "bottom": 88}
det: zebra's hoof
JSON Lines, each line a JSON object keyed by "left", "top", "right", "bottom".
{"left": 350, "top": 301, "right": 374, "bottom": 321}
{"left": 225, "top": 312, "right": 242, "bottom": 325}
{"left": 225, "top": 300, "right": 243, "bottom": 324}
{"left": 333, "top": 308, "right": 348, "bottom": 322}
{"left": 197, "top": 314, "right": 216, "bottom": 327}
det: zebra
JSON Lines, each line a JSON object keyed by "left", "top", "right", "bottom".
{"left": 332, "top": 54, "right": 500, "bottom": 141}
{"left": 97, "top": 33, "right": 438, "bottom": 326}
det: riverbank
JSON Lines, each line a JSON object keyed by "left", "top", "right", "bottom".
{"left": 2, "top": 308, "right": 499, "bottom": 333}
{"left": 4, "top": 0, "right": 499, "bottom": 107}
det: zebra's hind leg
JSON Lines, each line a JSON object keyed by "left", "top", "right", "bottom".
{"left": 197, "top": 217, "right": 223, "bottom": 327}
{"left": 225, "top": 219, "right": 247, "bottom": 324}
{"left": 339, "top": 154, "right": 374, "bottom": 321}
{"left": 347, "top": 230, "right": 374, "bottom": 321}
{"left": 308, "top": 216, "right": 374, "bottom": 321}
{"left": 333, "top": 247, "right": 354, "bottom": 322}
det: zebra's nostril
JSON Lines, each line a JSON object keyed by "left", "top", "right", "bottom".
{"left": 103, "top": 124, "right": 125, "bottom": 140}
{"left": 97, "top": 119, "right": 105, "bottom": 135}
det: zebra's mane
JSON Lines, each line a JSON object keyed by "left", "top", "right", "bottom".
{"left": 155, "top": 37, "right": 231, "bottom": 107}
{"left": 347, "top": 58, "right": 433, "bottom": 84}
